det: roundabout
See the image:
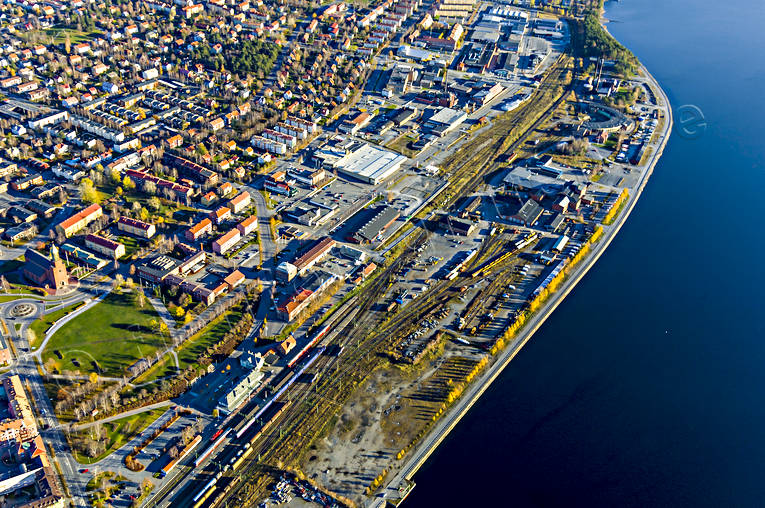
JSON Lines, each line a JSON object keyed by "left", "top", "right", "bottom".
{"left": 9, "top": 303, "right": 35, "bottom": 318}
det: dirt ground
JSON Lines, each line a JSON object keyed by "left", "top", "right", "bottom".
{"left": 299, "top": 349, "right": 479, "bottom": 506}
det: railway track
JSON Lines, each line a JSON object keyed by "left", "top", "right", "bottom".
{"left": 209, "top": 55, "right": 576, "bottom": 507}
{"left": 199, "top": 233, "right": 431, "bottom": 506}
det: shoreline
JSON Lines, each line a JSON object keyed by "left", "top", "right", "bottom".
{"left": 377, "top": 23, "right": 675, "bottom": 507}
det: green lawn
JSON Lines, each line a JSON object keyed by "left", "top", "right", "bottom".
{"left": 115, "top": 235, "right": 142, "bottom": 259}
{"left": 42, "top": 291, "right": 166, "bottom": 376}
{"left": 72, "top": 408, "right": 167, "bottom": 464}
{"left": 0, "top": 257, "right": 23, "bottom": 276}
{"left": 29, "top": 302, "right": 84, "bottom": 350}
{"left": 42, "top": 28, "right": 101, "bottom": 44}
{"left": 133, "top": 305, "right": 245, "bottom": 384}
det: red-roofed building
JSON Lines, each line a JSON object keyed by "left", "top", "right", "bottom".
{"left": 186, "top": 218, "right": 212, "bottom": 242}
{"left": 209, "top": 206, "right": 232, "bottom": 224}
{"left": 85, "top": 234, "right": 125, "bottom": 259}
{"left": 237, "top": 215, "right": 258, "bottom": 236}
{"left": 228, "top": 191, "right": 251, "bottom": 213}
{"left": 224, "top": 269, "right": 245, "bottom": 290}
{"left": 56, "top": 203, "right": 102, "bottom": 238}
{"left": 117, "top": 216, "right": 156, "bottom": 238}
{"left": 212, "top": 229, "right": 241, "bottom": 255}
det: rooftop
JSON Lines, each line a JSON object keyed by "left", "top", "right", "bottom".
{"left": 333, "top": 143, "right": 407, "bottom": 184}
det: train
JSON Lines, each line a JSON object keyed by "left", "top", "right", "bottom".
{"left": 286, "top": 324, "right": 330, "bottom": 368}
{"left": 192, "top": 486, "right": 217, "bottom": 508}
{"left": 160, "top": 435, "right": 202, "bottom": 477}
{"left": 192, "top": 478, "right": 218, "bottom": 504}
{"left": 236, "top": 346, "right": 325, "bottom": 439}
{"left": 194, "top": 429, "right": 232, "bottom": 467}
{"left": 469, "top": 231, "right": 538, "bottom": 280}
{"left": 232, "top": 447, "right": 254, "bottom": 471}
{"left": 187, "top": 346, "right": 327, "bottom": 505}
{"left": 445, "top": 249, "right": 478, "bottom": 281}
{"left": 513, "top": 232, "right": 539, "bottom": 251}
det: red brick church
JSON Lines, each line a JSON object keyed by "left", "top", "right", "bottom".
{"left": 22, "top": 246, "right": 68, "bottom": 290}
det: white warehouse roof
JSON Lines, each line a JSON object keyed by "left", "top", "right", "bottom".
{"left": 334, "top": 143, "right": 408, "bottom": 184}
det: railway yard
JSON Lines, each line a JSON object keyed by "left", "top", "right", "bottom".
{"left": 0, "top": 0, "right": 674, "bottom": 505}
{"left": 146, "top": 43, "right": 669, "bottom": 508}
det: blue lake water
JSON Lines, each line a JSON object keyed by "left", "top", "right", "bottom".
{"left": 406, "top": 0, "right": 765, "bottom": 505}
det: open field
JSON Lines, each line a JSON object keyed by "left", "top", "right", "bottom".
{"left": 42, "top": 290, "right": 165, "bottom": 376}
{"left": 386, "top": 134, "right": 417, "bottom": 158}
{"left": 29, "top": 303, "right": 83, "bottom": 349}
{"left": 33, "top": 28, "right": 101, "bottom": 44}
{"left": 303, "top": 354, "right": 480, "bottom": 501}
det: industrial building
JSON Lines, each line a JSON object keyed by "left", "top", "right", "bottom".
{"left": 353, "top": 206, "right": 401, "bottom": 243}
{"left": 392, "top": 107, "right": 419, "bottom": 127}
{"left": 503, "top": 166, "right": 565, "bottom": 195}
{"left": 293, "top": 236, "right": 336, "bottom": 276}
{"left": 442, "top": 215, "right": 476, "bottom": 236}
{"left": 330, "top": 143, "right": 408, "bottom": 185}
{"left": 510, "top": 199, "right": 544, "bottom": 226}
{"left": 424, "top": 107, "right": 468, "bottom": 137}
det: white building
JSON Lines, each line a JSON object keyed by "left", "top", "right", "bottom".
{"left": 330, "top": 143, "right": 408, "bottom": 185}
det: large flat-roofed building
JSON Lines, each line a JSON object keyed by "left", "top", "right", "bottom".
{"left": 331, "top": 143, "right": 408, "bottom": 184}
{"left": 502, "top": 166, "right": 564, "bottom": 195}
{"left": 56, "top": 203, "right": 102, "bottom": 237}
{"left": 137, "top": 255, "right": 180, "bottom": 283}
{"left": 424, "top": 107, "right": 468, "bottom": 137}
{"left": 353, "top": 206, "right": 401, "bottom": 243}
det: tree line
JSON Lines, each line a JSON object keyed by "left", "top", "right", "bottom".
{"left": 570, "top": 13, "right": 639, "bottom": 76}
